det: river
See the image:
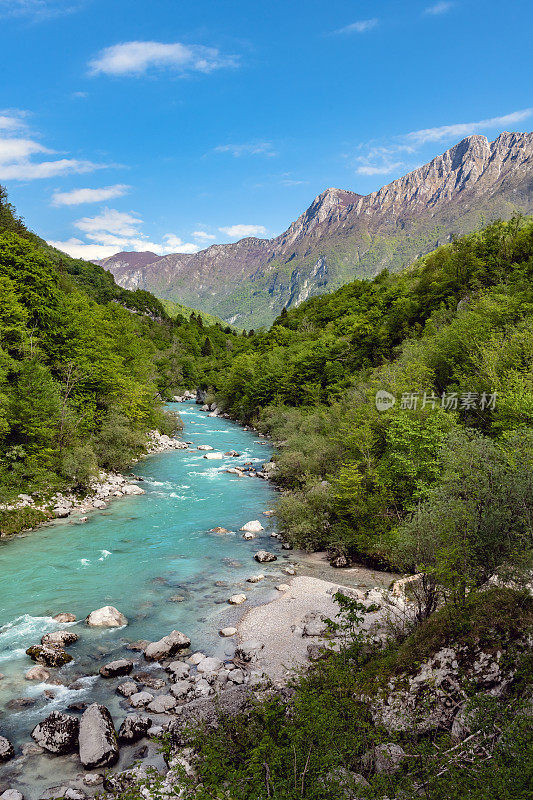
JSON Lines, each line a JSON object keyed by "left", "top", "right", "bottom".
{"left": 0, "top": 402, "right": 280, "bottom": 795}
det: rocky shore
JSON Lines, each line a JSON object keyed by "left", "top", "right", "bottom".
{"left": 0, "top": 430, "right": 189, "bottom": 536}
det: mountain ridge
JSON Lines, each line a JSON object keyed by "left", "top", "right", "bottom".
{"left": 97, "top": 131, "right": 533, "bottom": 326}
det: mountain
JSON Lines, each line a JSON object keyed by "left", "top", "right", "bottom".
{"left": 98, "top": 132, "right": 533, "bottom": 327}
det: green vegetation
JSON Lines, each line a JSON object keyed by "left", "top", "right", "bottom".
{"left": 205, "top": 217, "right": 533, "bottom": 581}
{"left": 0, "top": 188, "right": 237, "bottom": 514}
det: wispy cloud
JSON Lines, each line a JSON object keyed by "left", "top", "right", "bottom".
{"left": 406, "top": 109, "right": 533, "bottom": 145}
{"left": 0, "top": 1, "right": 84, "bottom": 20}
{"left": 352, "top": 108, "right": 532, "bottom": 178}
{"left": 424, "top": 2, "right": 453, "bottom": 15}
{"left": 52, "top": 184, "right": 131, "bottom": 206}
{"left": 48, "top": 207, "right": 199, "bottom": 259}
{"left": 0, "top": 109, "right": 109, "bottom": 180}
{"left": 333, "top": 18, "right": 378, "bottom": 35}
{"left": 89, "top": 41, "right": 238, "bottom": 77}
{"left": 219, "top": 224, "right": 267, "bottom": 239}
{"left": 192, "top": 230, "right": 216, "bottom": 242}
{"left": 213, "top": 141, "right": 276, "bottom": 157}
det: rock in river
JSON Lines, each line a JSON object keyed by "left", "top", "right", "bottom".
{"left": 0, "top": 736, "right": 15, "bottom": 763}
{"left": 78, "top": 703, "right": 119, "bottom": 770}
{"left": 26, "top": 645, "right": 72, "bottom": 668}
{"left": 53, "top": 612, "right": 76, "bottom": 623}
{"left": 241, "top": 520, "right": 264, "bottom": 533}
{"left": 99, "top": 659, "right": 134, "bottom": 678}
{"left": 41, "top": 630, "right": 79, "bottom": 648}
{"left": 118, "top": 714, "right": 152, "bottom": 743}
{"left": 144, "top": 630, "right": 191, "bottom": 661}
{"left": 31, "top": 711, "right": 79, "bottom": 755}
{"left": 86, "top": 606, "right": 128, "bottom": 627}
{"left": 254, "top": 550, "right": 277, "bottom": 563}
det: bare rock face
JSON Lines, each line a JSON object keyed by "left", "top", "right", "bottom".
{"left": 99, "top": 659, "right": 133, "bottom": 678}
{"left": 0, "top": 736, "right": 15, "bottom": 762}
{"left": 31, "top": 711, "right": 79, "bottom": 754}
{"left": 118, "top": 714, "right": 152, "bottom": 743}
{"left": 99, "top": 133, "right": 533, "bottom": 328}
{"left": 78, "top": 704, "right": 119, "bottom": 770}
{"left": 86, "top": 606, "right": 127, "bottom": 627}
{"left": 26, "top": 645, "right": 73, "bottom": 668}
{"left": 144, "top": 630, "right": 191, "bottom": 661}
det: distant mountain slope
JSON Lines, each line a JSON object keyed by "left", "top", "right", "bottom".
{"left": 98, "top": 132, "right": 533, "bottom": 327}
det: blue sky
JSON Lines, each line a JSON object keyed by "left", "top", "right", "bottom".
{"left": 0, "top": 0, "right": 531, "bottom": 259}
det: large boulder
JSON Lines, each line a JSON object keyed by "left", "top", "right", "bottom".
{"left": 41, "top": 630, "right": 79, "bottom": 648}
{"left": 235, "top": 640, "right": 264, "bottom": 662}
{"left": 166, "top": 661, "right": 190, "bottom": 680}
{"left": 79, "top": 704, "right": 118, "bottom": 770}
{"left": 25, "top": 665, "right": 50, "bottom": 681}
{"left": 31, "top": 711, "right": 79, "bottom": 754}
{"left": 241, "top": 520, "right": 264, "bottom": 533}
{"left": 99, "top": 659, "right": 133, "bottom": 678}
{"left": 26, "top": 645, "right": 72, "bottom": 668}
{"left": 254, "top": 550, "right": 277, "bottom": 563}
{"left": 118, "top": 714, "right": 152, "bottom": 743}
{"left": 0, "top": 736, "right": 15, "bottom": 763}
{"left": 0, "top": 791, "right": 24, "bottom": 800}
{"left": 86, "top": 606, "right": 127, "bottom": 627}
{"left": 144, "top": 630, "right": 191, "bottom": 661}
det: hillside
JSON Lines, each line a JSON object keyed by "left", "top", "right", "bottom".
{"left": 0, "top": 188, "right": 236, "bottom": 519}
{"left": 98, "top": 131, "right": 533, "bottom": 327}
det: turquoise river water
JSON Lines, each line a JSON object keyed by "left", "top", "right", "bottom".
{"left": 0, "top": 403, "right": 283, "bottom": 795}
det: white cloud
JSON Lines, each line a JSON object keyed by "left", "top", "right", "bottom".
{"left": 406, "top": 109, "right": 533, "bottom": 145}
{"left": 424, "top": 2, "right": 453, "bottom": 15}
{"left": 49, "top": 207, "right": 199, "bottom": 260}
{"left": 193, "top": 230, "right": 216, "bottom": 241}
{"left": 89, "top": 41, "right": 238, "bottom": 77}
{"left": 334, "top": 18, "right": 378, "bottom": 34}
{"left": 213, "top": 141, "right": 276, "bottom": 157}
{"left": 0, "top": 109, "right": 109, "bottom": 180}
{"left": 52, "top": 184, "right": 131, "bottom": 206}
{"left": 219, "top": 224, "right": 267, "bottom": 239}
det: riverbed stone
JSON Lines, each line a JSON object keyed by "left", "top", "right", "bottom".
{"left": 78, "top": 703, "right": 119, "bottom": 770}
{"left": 170, "top": 680, "right": 191, "bottom": 699}
{"left": 144, "top": 630, "right": 191, "bottom": 661}
{"left": 247, "top": 574, "right": 265, "bottom": 583}
{"left": 25, "top": 665, "right": 50, "bottom": 681}
{"left": 41, "top": 631, "right": 79, "bottom": 648}
{"left": 0, "top": 736, "right": 15, "bottom": 762}
{"left": 116, "top": 681, "right": 138, "bottom": 697}
{"left": 53, "top": 613, "right": 76, "bottom": 623}
{"left": 219, "top": 627, "right": 237, "bottom": 637}
{"left": 99, "top": 659, "right": 134, "bottom": 678}
{"left": 197, "top": 444, "right": 213, "bottom": 451}
{"left": 166, "top": 661, "right": 190, "bottom": 680}
{"left": 26, "top": 645, "right": 73, "bottom": 668}
{"left": 129, "top": 691, "right": 154, "bottom": 708}
{"left": 86, "top": 606, "right": 127, "bottom": 627}
{"left": 118, "top": 715, "right": 152, "bottom": 743}
{"left": 31, "top": 711, "right": 79, "bottom": 754}
{"left": 235, "top": 640, "right": 265, "bottom": 662}
{"left": 147, "top": 694, "right": 176, "bottom": 714}
{"left": 0, "top": 790, "right": 24, "bottom": 800}
{"left": 228, "top": 593, "right": 247, "bottom": 605}
{"left": 254, "top": 550, "right": 277, "bottom": 563}
{"left": 197, "top": 657, "right": 223, "bottom": 674}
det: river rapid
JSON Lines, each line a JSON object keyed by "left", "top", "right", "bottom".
{"left": 0, "top": 402, "right": 282, "bottom": 796}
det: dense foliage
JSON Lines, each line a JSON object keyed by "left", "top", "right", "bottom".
{"left": 0, "top": 188, "right": 236, "bottom": 507}
{"left": 203, "top": 218, "right": 533, "bottom": 580}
